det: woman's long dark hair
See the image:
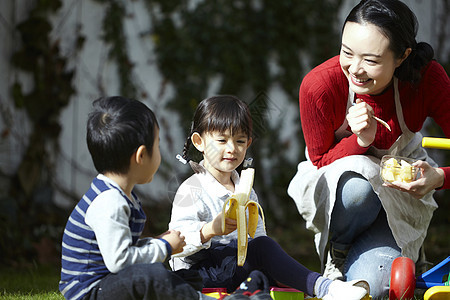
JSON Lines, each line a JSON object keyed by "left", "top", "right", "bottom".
{"left": 344, "top": 0, "right": 434, "bottom": 83}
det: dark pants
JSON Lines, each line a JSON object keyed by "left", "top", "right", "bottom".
{"left": 84, "top": 263, "right": 202, "bottom": 300}
{"left": 190, "top": 236, "right": 320, "bottom": 296}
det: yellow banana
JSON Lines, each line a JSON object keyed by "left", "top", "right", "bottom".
{"left": 221, "top": 168, "right": 265, "bottom": 266}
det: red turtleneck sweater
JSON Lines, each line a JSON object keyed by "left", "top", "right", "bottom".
{"left": 299, "top": 55, "right": 450, "bottom": 189}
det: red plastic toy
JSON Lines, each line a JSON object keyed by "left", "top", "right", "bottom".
{"left": 389, "top": 257, "right": 416, "bottom": 300}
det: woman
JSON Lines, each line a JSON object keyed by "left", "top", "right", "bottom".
{"left": 288, "top": 0, "right": 450, "bottom": 298}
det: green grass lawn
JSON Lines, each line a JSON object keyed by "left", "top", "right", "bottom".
{"left": 0, "top": 263, "right": 428, "bottom": 299}
{"left": 0, "top": 264, "right": 64, "bottom": 300}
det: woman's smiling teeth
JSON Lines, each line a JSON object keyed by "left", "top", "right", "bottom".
{"left": 351, "top": 75, "right": 372, "bottom": 85}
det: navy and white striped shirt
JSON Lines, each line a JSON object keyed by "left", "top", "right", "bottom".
{"left": 59, "top": 176, "right": 147, "bottom": 300}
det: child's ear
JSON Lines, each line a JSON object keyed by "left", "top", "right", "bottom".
{"left": 247, "top": 137, "right": 252, "bottom": 149}
{"left": 191, "top": 132, "right": 205, "bottom": 152}
{"left": 134, "top": 145, "right": 147, "bottom": 164}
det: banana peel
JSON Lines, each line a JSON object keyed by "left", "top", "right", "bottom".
{"left": 221, "top": 168, "right": 265, "bottom": 266}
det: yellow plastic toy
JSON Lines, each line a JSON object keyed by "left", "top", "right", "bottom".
{"left": 269, "top": 287, "right": 304, "bottom": 300}
{"left": 423, "top": 286, "right": 450, "bottom": 300}
{"left": 422, "top": 137, "right": 450, "bottom": 150}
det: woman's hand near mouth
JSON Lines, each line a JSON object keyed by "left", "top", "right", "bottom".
{"left": 347, "top": 98, "right": 377, "bottom": 147}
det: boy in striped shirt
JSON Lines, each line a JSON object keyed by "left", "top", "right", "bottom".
{"left": 59, "top": 96, "right": 207, "bottom": 300}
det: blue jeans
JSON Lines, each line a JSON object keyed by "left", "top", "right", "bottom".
{"left": 330, "top": 172, "right": 401, "bottom": 299}
{"left": 84, "top": 263, "right": 202, "bottom": 300}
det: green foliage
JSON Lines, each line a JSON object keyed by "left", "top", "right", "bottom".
{"left": 5, "top": 0, "right": 80, "bottom": 266}
{"left": 12, "top": 3, "right": 74, "bottom": 128}
{"left": 92, "top": 0, "right": 139, "bottom": 98}
{"left": 144, "top": 0, "right": 342, "bottom": 125}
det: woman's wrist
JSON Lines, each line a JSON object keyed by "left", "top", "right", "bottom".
{"left": 356, "top": 136, "right": 372, "bottom": 148}
{"left": 434, "top": 167, "right": 445, "bottom": 190}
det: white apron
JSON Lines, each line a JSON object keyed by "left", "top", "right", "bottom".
{"left": 288, "top": 78, "right": 438, "bottom": 265}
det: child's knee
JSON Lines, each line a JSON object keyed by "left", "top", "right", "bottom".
{"left": 248, "top": 236, "right": 283, "bottom": 257}
{"left": 248, "top": 236, "right": 273, "bottom": 248}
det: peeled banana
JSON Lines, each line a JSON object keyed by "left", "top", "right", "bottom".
{"left": 222, "top": 168, "right": 265, "bottom": 266}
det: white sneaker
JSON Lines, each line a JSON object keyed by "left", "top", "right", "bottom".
{"left": 323, "top": 251, "right": 344, "bottom": 280}
{"left": 322, "top": 279, "right": 370, "bottom": 300}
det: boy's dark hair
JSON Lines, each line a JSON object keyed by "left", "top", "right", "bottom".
{"left": 344, "top": 0, "right": 434, "bottom": 83}
{"left": 87, "top": 96, "right": 159, "bottom": 174}
{"left": 180, "top": 95, "right": 252, "bottom": 173}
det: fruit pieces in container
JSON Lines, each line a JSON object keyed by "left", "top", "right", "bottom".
{"left": 380, "top": 155, "right": 419, "bottom": 184}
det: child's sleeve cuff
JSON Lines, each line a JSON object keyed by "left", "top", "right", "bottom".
{"left": 159, "top": 238, "right": 172, "bottom": 257}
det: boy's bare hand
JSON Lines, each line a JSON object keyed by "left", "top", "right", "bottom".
{"left": 159, "top": 230, "right": 185, "bottom": 255}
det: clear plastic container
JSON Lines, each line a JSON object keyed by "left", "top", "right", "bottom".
{"left": 380, "top": 155, "right": 419, "bottom": 184}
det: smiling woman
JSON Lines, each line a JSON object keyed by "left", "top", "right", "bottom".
{"left": 287, "top": 0, "right": 450, "bottom": 298}
{"left": 340, "top": 22, "right": 409, "bottom": 96}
